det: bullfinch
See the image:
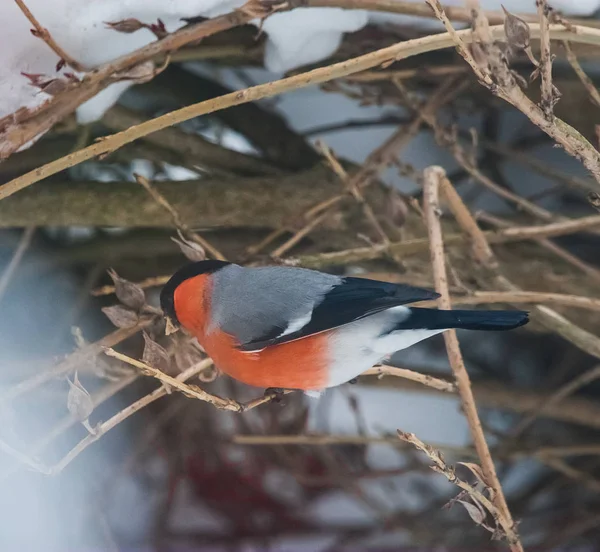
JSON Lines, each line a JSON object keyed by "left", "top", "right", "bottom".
{"left": 160, "top": 260, "right": 528, "bottom": 396}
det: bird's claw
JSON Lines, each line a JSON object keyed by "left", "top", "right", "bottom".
{"left": 264, "top": 387, "right": 286, "bottom": 403}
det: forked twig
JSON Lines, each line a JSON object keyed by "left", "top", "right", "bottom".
{"left": 14, "top": 0, "right": 84, "bottom": 71}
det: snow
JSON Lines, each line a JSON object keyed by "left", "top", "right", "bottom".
{"left": 2, "top": 0, "right": 600, "bottom": 133}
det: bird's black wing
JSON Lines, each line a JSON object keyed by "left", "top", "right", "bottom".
{"left": 238, "top": 277, "right": 440, "bottom": 351}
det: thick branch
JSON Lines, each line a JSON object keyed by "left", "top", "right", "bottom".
{"left": 0, "top": 167, "right": 384, "bottom": 228}
{"left": 4, "top": 23, "right": 600, "bottom": 199}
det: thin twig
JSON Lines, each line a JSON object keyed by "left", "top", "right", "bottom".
{"left": 316, "top": 140, "right": 391, "bottom": 245}
{"left": 0, "top": 226, "right": 35, "bottom": 304}
{"left": 511, "top": 365, "right": 600, "bottom": 438}
{"left": 476, "top": 211, "right": 600, "bottom": 283}
{"left": 104, "top": 349, "right": 292, "bottom": 412}
{"left": 134, "top": 173, "right": 226, "bottom": 260}
{"left": 14, "top": 0, "right": 84, "bottom": 71}
{"left": 540, "top": 457, "right": 600, "bottom": 493}
{"left": 362, "top": 365, "right": 456, "bottom": 392}
{"left": 397, "top": 431, "right": 521, "bottom": 545}
{"left": 47, "top": 359, "right": 212, "bottom": 475}
{"left": 296, "top": 214, "right": 600, "bottom": 268}
{"left": 423, "top": 165, "right": 522, "bottom": 551}
{"left": 427, "top": 0, "right": 600, "bottom": 186}
{"left": 4, "top": 23, "right": 600, "bottom": 198}
{"left": 563, "top": 41, "right": 600, "bottom": 108}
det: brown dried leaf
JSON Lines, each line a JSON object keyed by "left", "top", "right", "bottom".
{"left": 104, "top": 18, "right": 146, "bottom": 33}
{"left": 107, "top": 269, "right": 145, "bottom": 310}
{"left": 457, "top": 462, "right": 489, "bottom": 486}
{"left": 102, "top": 305, "right": 138, "bottom": 328}
{"left": 114, "top": 60, "right": 156, "bottom": 83}
{"left": 502, "top": 5, "right": 530, "bottom": 50}
{"left": 39, "top": 78, "right": 69, "bottom": 96}
{"left": 142, "top": 332, "right": 171, "bottom": 374}
{"left": 67, "top": 372, "right": 94, "bottom": 422}
{"left": 171, "top": 231, "right": 205, "bottom": 261}
{"left": 457, "top": 499, "right": 488, "bottom": 527}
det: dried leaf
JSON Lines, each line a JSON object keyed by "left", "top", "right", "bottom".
{"left": 171, "top": 230, "right": 205, "bottom": 261}
{"left": 102, "top": 305, "right": 138, "bottom": 328}
{"left": 114, "top": 61, "right": 156, "bottom": 83}
{"left": 457, "top": 499, "right": 487, "bottom": 526}
{"left": 107, "top": 269, "right": 145, "bottom": 310}
{"left": 502, "top": 5, "right": 530, "bottom": 50}
{"left": 142, "top": 332, "right": 171, "bottom": 374}
{"left": 67, "top": 372, "right": 94, "bottom": 422}
{"left": 104, "top": 18, "right": 146, "bottom": 33}
{"left": 38, "top": 78, "right": 69, "bottom": 96}
{"left": 457, "top": 462, "right": 489, "bottom": 486}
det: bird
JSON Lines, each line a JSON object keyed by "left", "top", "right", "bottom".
{"left": 160, "top": 260, "right": 529, "bottom": 397}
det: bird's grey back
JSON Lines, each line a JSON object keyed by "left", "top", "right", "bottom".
{"left": 208, "top": 264, "right": 340, "bottom": 346}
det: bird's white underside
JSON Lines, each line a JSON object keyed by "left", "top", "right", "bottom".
{"left": 324, "top": 306, "right": 445, "bottom": 390}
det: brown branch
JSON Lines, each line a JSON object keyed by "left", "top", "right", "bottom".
{"left": 4, "top": 22, "right": 600, "bottom": 198}
{"left": 427, "top": 0, "right": 600, "bottom": 186}
{"left": 537, "top": 0, "right": 555, "bottom": 119}
{"left": 397, "top": 431, "right": 521, "bottom": 546}
{"left": 47, "top": 358, "right": 212, "bottom": 475}
{"left": 540, "top": 457, "right": 600, "bottom": 493}
{"left": 104, "top": 349, "right": 293, "bottom": 413}
{"left": 309, "top": 0, "right": 600, "bottom": 28}
{"left": 512, "top": 364, "right": 600, "bottom": 437}
{"left": 296, "top": 214, "right": 600, "bottom": 268}
{"left": 364, "top": 374, "right": 600, "bottom": 430}
{"left": 362, "top": 365, "right": 456, "bottom": 392}
{"left": 563, "top": 41, "right": 600, "bottom": 108}
{"left": 316, "top": 140, "right": 390, "bottom": 245}
{"left": 14, "top": 0, "right": 84, "bottom": 71}
{"left": 423, "top": 165, "right": 522, "bottom": 551}
{"left": 134, "top": 173, "right": 226, "bottom": 260}
{"left": 476, "top": 211, "right": 600, "bottom": 283}
{"left": 0, "top": 0, "right": 272, "bottom": 161}
{"left": 439, "top": 169, "right": 600, "bottom": 361}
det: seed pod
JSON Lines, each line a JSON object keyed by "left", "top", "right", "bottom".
{"left": 502, "top": 5, "right": 530, "bottom": 51}
{"left": 104, "top": 18, "right": 146, "bottom": 33}
{"left": 102, "top": 305, "right": 138, "bottom": 328}
{"left": 107, "top": 269, "right": 145, "bottom": 311}
{"left": 171, "top": 230, "right": 206, "bottom": 262}
{"left": 142, "top": 332, "right": 171, "bottom": 374}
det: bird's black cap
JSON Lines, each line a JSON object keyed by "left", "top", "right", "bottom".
{"left": 160, "top": 260, "right": 231, "bottom": 326}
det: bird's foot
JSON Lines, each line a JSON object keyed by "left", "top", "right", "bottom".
{"left": 264, "top": 387, "right": 286, "bottom": 403}
{"left": 348, "top": 378, "right": 358, "bottom": 384}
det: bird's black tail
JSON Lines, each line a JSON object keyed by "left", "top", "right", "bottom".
{"left": 399, "top": 308, "right": 529, "bottom": 331}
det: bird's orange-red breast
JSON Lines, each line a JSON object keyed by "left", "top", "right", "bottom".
{"left": 160, "top": 260, "right": 529, "bottom": 394}
{"left": 172, "top": 272, "right": 329, "bottom": 390}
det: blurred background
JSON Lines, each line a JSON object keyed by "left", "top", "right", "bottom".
{"left": 1, "top": 1, "right": 600, "bottom": 550}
